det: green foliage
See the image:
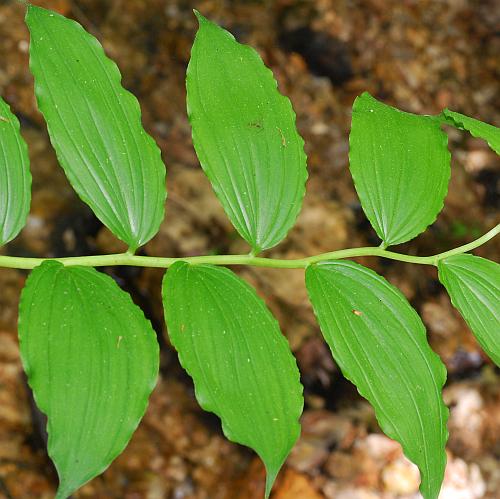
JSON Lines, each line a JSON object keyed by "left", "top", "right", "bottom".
{"left": 0, "top": 5, "right": 497, "bottom": 498}
{"left": 349, "top": 92, "right": 451, "bottom": 247}
{"left": 306, "top": 262, "right": 448, "bottom": 499}
{"left": 438, "top": 255, "right": 500, "bottom": 365}
{"left": 163, "top": 262, "right": 303, "bottom": 497}
{"left": 186, "top": 12, "right": 307, "bottom": 253}
{"left": 26, "top": 5, "right": 166, "bottom": 251}
{"left": 18, "top": 261, "right": 159, "bottom": 498}
{"left": 442, "top": 109, "right": 500, "bottom": 154}
{"left": 0, "top": 96, "right": 31, "bottom": 245}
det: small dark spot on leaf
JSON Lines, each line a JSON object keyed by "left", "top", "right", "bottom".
{"left": 248, "top": 120, "right": 264, "bottom": 131}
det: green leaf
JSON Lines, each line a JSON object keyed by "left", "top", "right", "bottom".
{"left": 26, "top": 6, "right": 166, "bottom": 251}
{"left": 186, "top": 12, "right": 307, "bottom": 253}
{"left": 349, "top": 92, "right": 450, "bottom": 247}
{"left": 18, "top": 261, "right": 159, "bottom": 498}
{"left": 306, "top": 261, "right": 448, "bottom": 499}
{"left": 442, "top": 109, "right": 500, "bottom": 154}
{"left": 438, "top": 254, "right": 500, "bottom": 366}
{"left": 0, "top": 96, "right": 31, "bottom": 245}
{"left": 162, "top": 262, "right": 303, "bottom": 497}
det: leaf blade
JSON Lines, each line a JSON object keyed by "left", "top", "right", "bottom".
{"left": 438, "top": 254, "right": 500, "bottom": 366}
{"left": 349, "top": 92, "right": 451, "bottom": 246}
{"left": 306, "top": 261, "right": 448, "bottom": 499}
{"left": 0, "top": 96, "right": 31, "bottom": 245}
{"left": 186, "top": 13, "right": 307, "bottom": 252}
{"left": 26, "top": 5, "right": 166, "bottom": 250}
{"left": 442, "top": 109, "right": 500, "bottom": 154}
{"left": 163, "top": 262, "right": 303, "bottom": 496}
{"left": 18, "top": 261, "right": 159, "bottom": 497}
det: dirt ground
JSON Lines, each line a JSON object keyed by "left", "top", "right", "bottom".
{"left": 0, "top": 0, "right": 498, "bottom": 497}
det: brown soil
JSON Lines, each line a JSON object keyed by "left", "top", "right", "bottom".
{"left": 0, "top": 0, "right": 498, "bottom": 497}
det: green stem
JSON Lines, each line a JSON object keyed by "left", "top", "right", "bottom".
{"left": 1, "top": 224, "right": 498, "bottom": 270}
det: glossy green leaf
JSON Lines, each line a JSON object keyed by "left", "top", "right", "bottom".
{"left": 306, "top": 261, "right": 448, "bottom": 499}
{"left": 26, "top": 6, "right": 166, "bottom": 251}
{"left": 18, "top": 261, "right": 159, "bottom": 498}
{"left": 162, "top": 262, "right": 303, "bottom": 497}
{"left": 0, "top": 96, "right": 31, "bottom": 245}
{"left": 438, "top": 254, "right": 500, "bottom": 366}
{"left": 349, "top": 92, "right": 450, "bottom": 246}
{"left": 442, "top": 109, "right": 500, "bottom": 154}
{"left": 186, "top": 12, "right": 307, "bottom": 253}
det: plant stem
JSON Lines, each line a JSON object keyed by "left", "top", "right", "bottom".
{"left": 1, "top": 224, "right": 498, "bottom": 270}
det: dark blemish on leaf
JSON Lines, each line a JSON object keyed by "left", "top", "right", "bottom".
{"left": 352, "top": 309, "right": 363, "bottom": 316}
{"left": 248, "top": 120, "right": 264, "bottom": 131}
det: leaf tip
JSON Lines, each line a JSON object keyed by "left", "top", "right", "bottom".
{"left": 25, "top": 2, "right": 47, "bottom": 19}
{"left": 262, "top": 444, "right": 300, "bottom": 499}
{"left": 264, "top": 464, "right": 279, "bottom": 499}
{"left": 24, "top": 2, "right": 35, "bottom": 21}
{"left": 25, "top": 3, "right": 61, "bottom": 32}
{"left": 419, "top": 469, "right": 446, "bottom": 499}
{"left": 193, "top": 9, "right": 208, "bottom": 25}
{"left": 192, "top": 10, "right": 226, "bottom": 40}
{"left": 353, "top": 90, "right": 374, "bottom": 108}
{"left": 55, "top": 477, "right": 76, "bottom": 499}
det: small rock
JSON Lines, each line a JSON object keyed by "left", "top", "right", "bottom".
{"left": 382, "top": 457, "right": 420, "bottom": 495}
{"left": 273, "top": 469, "right": 323, "bottom": 499}
{"left": 441, "top": 456, "right": 486, "bottom": 499}
{"left": 288, "top": 439, "right": 330, "bottom": 473}
{"left": 323, "top": 483, "right": 380, "bottom": 499}
{"left": 444, "top": 384, "right": 485, "bottom": 459}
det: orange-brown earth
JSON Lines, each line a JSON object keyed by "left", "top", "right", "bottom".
{"left": 0, "top": 0, "right": 498, "bottom": 497}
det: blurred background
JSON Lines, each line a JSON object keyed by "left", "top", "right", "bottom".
{"left": 0, "top": 0, "right": 499, "bottom": 497}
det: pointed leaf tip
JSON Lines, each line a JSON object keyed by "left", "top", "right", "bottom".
{"left": 25, "top": 3, "right": 39, "bottom": 16}
{"left": 193, "top": 9, "right": 204, "bottom": 22}
{"left": 265, "top": 466, "right": 280, "bottom": 498}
